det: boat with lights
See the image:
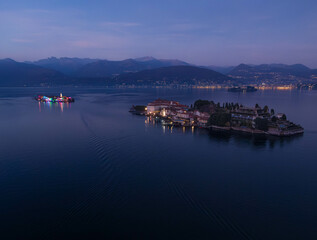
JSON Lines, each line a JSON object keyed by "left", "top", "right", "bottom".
{"left": 35, "top": 93, "right": 75, "bottom": 103}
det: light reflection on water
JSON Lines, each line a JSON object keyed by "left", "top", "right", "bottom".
{"left": 37, "top": 101, "right": 72, "bottom": 112}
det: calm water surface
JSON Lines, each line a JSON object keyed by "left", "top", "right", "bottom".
{"left": 0, "top": 87, "right": 316, "bottom": 239}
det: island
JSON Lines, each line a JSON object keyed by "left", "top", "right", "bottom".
{"left": 131, "top": 99, "right": 304, "bottom": 137}
{"left": 35, "top": 93, "right": 75, "bottom": 103}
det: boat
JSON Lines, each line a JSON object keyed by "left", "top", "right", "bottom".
{"left": 228, "top": 87, "right": 243, "bottom": 92}
{"left": 246, "top": 86, "right": 257, "bottom": 92}
{"left": 35, "top": 93, "right": 74, "bottom": 103}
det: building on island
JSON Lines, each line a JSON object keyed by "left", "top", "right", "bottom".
{"left": 146, "top": 98, "right": 212, "bottom": 127}
{"left": 147, "top": 99, "right": 188, "bottom": 115}
{"left": 231, "top": 106, "right": 269, "bottom": 128}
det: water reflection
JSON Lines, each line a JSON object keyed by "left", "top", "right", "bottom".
{"left": 38, "top": 101, "right": 71, "bottom": 112}
{"left": 145, "top": 117, "right": 303, "bottom": 149}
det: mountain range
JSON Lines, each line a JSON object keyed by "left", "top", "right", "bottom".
{"left": 0, "top": 57, "right": 316, "bottom": 86}
{"left": 29, "top": 56, "right": 189, "bottom": 77}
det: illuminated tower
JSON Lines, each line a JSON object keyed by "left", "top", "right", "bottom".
{"left": 60, "top": 93, "right": 63, "bottom": 98}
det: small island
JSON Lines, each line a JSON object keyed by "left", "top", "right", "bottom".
{"left": 35, "top": 93, "right": 75, "bottom": 103}
{"left": 131, "top": 99, "right": 304, "bottom": 137}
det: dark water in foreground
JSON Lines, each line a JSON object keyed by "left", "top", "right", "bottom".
{"left": 0, "top": 87, "right": 317, "bottom": 239}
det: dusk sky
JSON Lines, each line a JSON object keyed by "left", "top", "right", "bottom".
{"left": 1, "top": 0, "right": 317, "bottom": 67}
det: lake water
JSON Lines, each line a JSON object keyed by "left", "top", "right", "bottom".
{"left": 0, "top": 87, "right": 316, "bottom": 239}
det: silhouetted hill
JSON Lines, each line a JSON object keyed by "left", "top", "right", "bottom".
{"left": 115, "top": 65, "right": 231, "bottom": 85}
{"left": 228, "top": 64, "right": 253, "bottom": 74}
{"left": 30, "top": 57, "right": 99, "bottom": 75}
{"left": 0, "top": 59, "right": 70, "bottom": 86}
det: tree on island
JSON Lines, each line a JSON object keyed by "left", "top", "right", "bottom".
{"left": 208, "top": 112, "right": 231, "bottom": 127}
{"left": 271, "top": 108, "right": 275, "bottom": 115}
{"left": 133, "top": 105, "right": 147, "bottom": 112}
{"left": 194, "top": 100, "right": 210, "bottom": 110}
{"left": 255, "top": 117, "right": 268, "bottom": 131}
{"left": 255, "top": 103, "right": 260, "bottom": 108}
{"left": 271, "top": 116, "right": 277, "bottom": 122}
{"left": 281, "top": 114, "right": 287, "bottom": 120}
{"left": 263, "top": 105, "right": 269, "bottom": 113}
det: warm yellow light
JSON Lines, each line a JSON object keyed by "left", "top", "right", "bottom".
{"left": 162, "top": 109, "right": 166, "bottom": 117}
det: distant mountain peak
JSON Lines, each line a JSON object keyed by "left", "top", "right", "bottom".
{"left": 158, "top": 58, "right": 190, "bottom": 66}
{"left": 134, "top": 56, "right": 157, "bottom": 62}
{"left": 0, "top": 58, "right": 16, "bottom": 63}
{"left": 236, "top": 63, "right": 251, "bottom": 68}
{"left": 159, "top": 58, "right": 181, "bottom": 61}
{"left": 122, "top": 58, "right": 138, "bottom": 62}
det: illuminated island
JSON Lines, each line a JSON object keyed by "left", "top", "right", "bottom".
{"left": 132, "top": 99, "right": 304, "bottom": 137}
{"left": 35, "top": 93, "right": 75, "bottom": 103}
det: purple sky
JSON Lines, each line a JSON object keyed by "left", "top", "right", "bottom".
{"left": 1, "top": 0, "right": 317, "bottom": 67}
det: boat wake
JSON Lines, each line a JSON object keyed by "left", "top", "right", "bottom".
{"left": 57, "top": 113, "right": 132, "bottom": 227}
{"left": 164, "top": 177, "right": 255, "bottom": 240}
